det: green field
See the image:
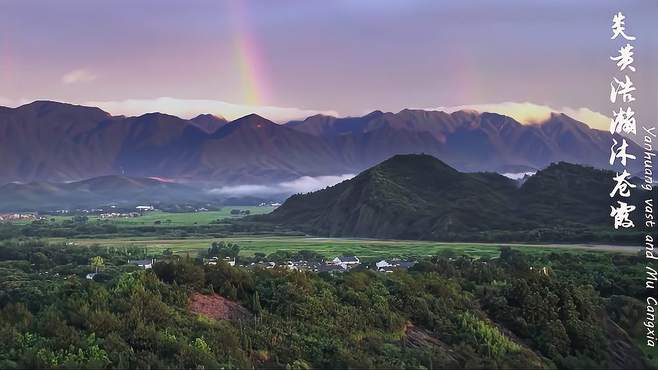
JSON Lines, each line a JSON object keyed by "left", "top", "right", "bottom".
{"left": 10, "top": 209, "right": 641, "bottom": 260}
{"left": 51, "top": 235, "right": 641, "bottom": 260}
{"left": 104, "top": 207, "right": 275, "bottom": 226}
{"left": 35, "top": 207, "right": 276, "bottom": 226}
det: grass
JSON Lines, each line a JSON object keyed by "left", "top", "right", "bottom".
{"left": 47, "top": 235, "right": 639, "bottom": 260}
{"left": 103, "top": 207, "right": 275, "bottom": 227}
{"left": 20, "top": 210, "right": 641, "bottom": 260}
{"left": 34, "top": 207, "right": 277, "bottom": 227}
{"left": 9, "top": 209, "right": 642, "bottom": 260}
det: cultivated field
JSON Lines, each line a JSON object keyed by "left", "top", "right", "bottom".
{"left": 51, "top": 235, "right": 642, "bottom": 260}
{"left": 100, "top": 207, "right": 276, "bottom": 226}
{"left": 29, "top": 207, "right": 277, "bottom": 226}
{"left": 29, "top": 210, "right": 642, "bottom": 259}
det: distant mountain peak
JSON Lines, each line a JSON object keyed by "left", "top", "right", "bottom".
{"left": 135, "top": 112, "right": 182, "bottom": 121}
{"left": 192, "top": 113, "right": 226, "bottom": 121}
{"left": 211, "top": 113, "right": 290, "bottom": 140}
{"left": 16, "top": 100, "right": 111, "bottom": 118}
{"left": 21, "top": 100, "right": 87, "bottom": 109}
{"left": 189, "top": 113, "right": 228, "bottom": 133}
{"left": 397, "top": 108, "right": 416, "bottom": 114}
{"left": 480, "top": 111, "right": 510, "bottom": 120}
{"left": 236, "top": 113, "right": 268, "bottom": 120}
{"left": 364, "top": 110, "right": 385, "bottom": 118}
{"left": 298, "top": 112, "right": 334, "bottom": 121}
{"left": 229, "top": 113, "right": 278, "bottom": 128}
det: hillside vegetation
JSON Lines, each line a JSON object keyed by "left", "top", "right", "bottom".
{"left": 0, "top": 240, "right": 652, "bottom": 369}
{"left": 264, "top": 154, "right": 648, "bottom": 241}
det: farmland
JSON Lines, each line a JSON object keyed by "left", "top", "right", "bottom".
{"left": 4, "top": 209, "right": 641, "bottom": 260}
{"left": 96, "top": 207, "right": 276, "bottom": 226}
{"left": 26, "top": 207, "right": 278, "bottom": 226}
{"left": 1, "top": 211, "right": 651, "bottom": 369}
{"left": 49, "top": 235, "right": 642, "bottom": 260}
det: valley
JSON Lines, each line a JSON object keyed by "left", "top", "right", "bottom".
{"left": 0, "top": 158, "right": 652, "bottom": 369}
{"left": 21, "top": 207, "right": 278, "bottom": 226}
{"left": 4, "top": 2, "right": 656, "bottom": 367}
{"left": 45, "top": 235, "right": 642, "bottom": 259}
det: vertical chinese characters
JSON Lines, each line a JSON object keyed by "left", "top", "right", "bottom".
{"left": 609, "top": 12, "right": 637, "bottom": 229}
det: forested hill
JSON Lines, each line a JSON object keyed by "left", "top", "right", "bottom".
{"left": 0, "top": 240, "right": 652, "bottom": 369}
{"left": 262, "top": 154, "right": 649, "bottom": 241}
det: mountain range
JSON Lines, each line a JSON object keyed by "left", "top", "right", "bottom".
{"left": 0, "top": 100, "right": 644, "bottom": 186}
{"left": 261, "top": 154, "right": 649, "bottom": 240}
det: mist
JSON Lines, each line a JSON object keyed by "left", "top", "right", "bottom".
{"left": 208, "top": 174, "right": 355, "bottom": 197}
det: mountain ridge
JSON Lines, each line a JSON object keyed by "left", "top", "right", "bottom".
{"left": 0, "top": 100, "right": 644, "bottom": 185}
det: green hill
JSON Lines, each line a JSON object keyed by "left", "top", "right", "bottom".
{"left": 263, "top": 154, "right": 647, "bottom": 241}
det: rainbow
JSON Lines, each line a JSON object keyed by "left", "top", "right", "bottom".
{"left": 0, "top": 35, "right": 13, "bottom": 89}
{"left": 228, "top": 1, "right": 270, "bottom": 106}
{"left": 452, "top": 43, "right": 485, "bottom": 105}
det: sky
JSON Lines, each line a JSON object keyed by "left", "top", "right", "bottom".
{"left": 1, "top": 0, "right": 656, "bottom": 128}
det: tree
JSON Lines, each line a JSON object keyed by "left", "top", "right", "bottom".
{"left": 90, "top": 256, "right": 104, "bottom": 273}
{"left": 30, "top": 252, "right": 50, "bottom": 270}
{"left": 252, "top": 291, "right": 262, "bottom": 316}
{"left": 254, "top": 252, "right": 266, "bottom": 260}
{"left": 72, "top": 215, "right": 89, "bottom": 224}
{"left": 207, "top": 241, "right": 240, "bottom": 259}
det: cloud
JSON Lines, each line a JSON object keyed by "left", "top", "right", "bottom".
{"left": 208, "top": 174, "right": 355, "bottom": 196}
{"left": 501, "top": 171, "right": 536, "bottom": 180}
{"left": 433, "top": 102, "right": 611, "bottom": 131}
{"left": 84, "top": 97, "right": 340, "bottom": 123}
{"left": 61, "top": 69, "right": 97, "bottom": 84}
{"left": 1, "top": 95, "right": 611, "bottom": 132}
{"left": 0, "top": 96, "right": 17, "bottom": 107}
{"left": 0, "top": 96, "right": 31, "bottom": 107}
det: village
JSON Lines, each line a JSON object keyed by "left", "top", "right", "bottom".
{"left": 116, "top": 255, "right": 418, "bottom": 275}
{"left": 0, "top": 212, "right": 46, "bottom": 222}
{"left": 82, "top": 254, "right": 417, "bottom": 281}
{"left": 202, "top": 254, "right": 418, "bottom": 274}
{"left": 0, "top": 205, "right": 157, "bottom": 223}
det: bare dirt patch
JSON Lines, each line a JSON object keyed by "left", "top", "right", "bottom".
{"left": 189, "top": 292, "right": 252, "bottom": 321}
{"left": 404, "top": 322, "right": 459, "bottom": 366}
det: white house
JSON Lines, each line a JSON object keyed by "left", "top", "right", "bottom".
{"left": 376, "top": 260, "right": 393, "bottom": 269}
{"left": 331, "top": 256, "right": 360, "bottom": 269}
{"left": 205, "top": 256, "right": 235, "bottom": 266}
{"left": 376, "top": 260, "right": 417, "bottom": 272}
{"left": 128, "top": 258, "right": 154, "bottom": 269}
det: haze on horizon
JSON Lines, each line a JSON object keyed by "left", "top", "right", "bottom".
{"left": 1, "top": 0, "right": 656, "bottom": 129}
